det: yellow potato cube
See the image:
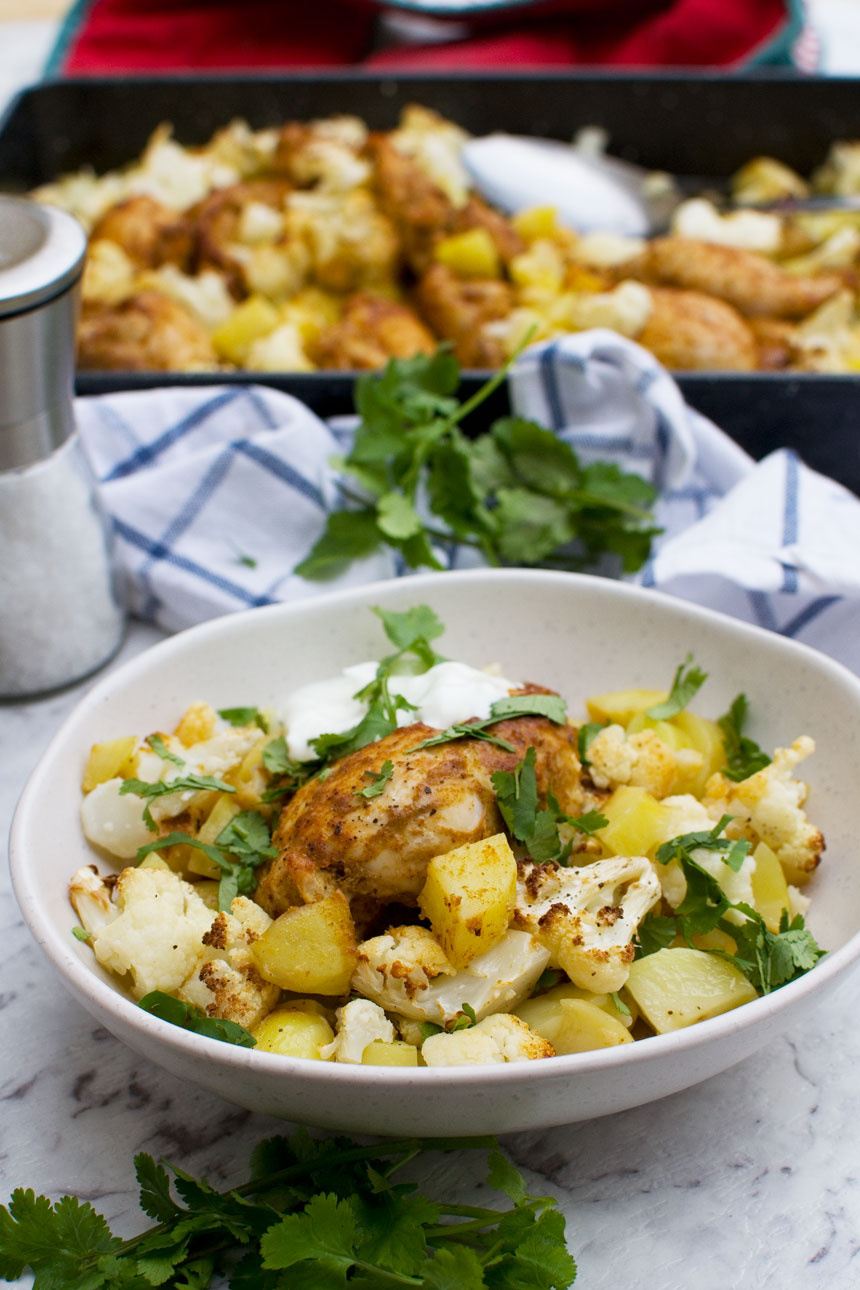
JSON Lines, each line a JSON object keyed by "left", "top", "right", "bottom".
{"left": 751, "top": 840, "right": 791, "bottom": 932}
{"left": 82, "top": 735, "right": 139, "bottom": 791}
{"left": 212, "top": 295, "right": 280, "bottom": 365}
{"left": 361, "top": 1039, "right": 420, "bottom": 1067}
{"left": 434, "top": 228, "right": 501, "bottom": 279}
{"left": 189, "top": 796, "right": 243, "bottom": 878}
{"left": 598, "top": 785, "right": 673, "bottom": 858}
{"left": 511, "top": 205, "right": 559, "bottom": 242}
{"left": 516, "top": 987, "right": 632, "bottom": 1054}
{"left": 225, "top": 737, "right": 271, "bottom": 809}
{"left": 672, "top": 711, "right": 726, "bottom": 796}
{"left": 418, "top": 833, "right": 516, "bottom": 969}
{"left": 585, "top": 688, "right": 669, "bottom": 726}
{"left": 625, "top": 947, "right": 758, "bottom": 1034}
{"left": 173, "top": 701, "right": 217, "bottom": 747}
{"left": 253, "top": 1006, "right": 335, "bottom": 1059}
{"left": 251, "top": 892, "right": 358, "bottom": 995}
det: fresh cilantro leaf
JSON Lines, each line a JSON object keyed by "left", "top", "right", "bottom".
{"left": 373, "top": 604, "right": 445, "bottom": 659}
{"left": 646, "top": 655, "right": 708, "bottom": 720}
{"left": 296, "top": 347, "right": 659, "bottom": 581}
{"left": 418, "top": 1021, "right": 444, "bottom": 1041}
{"left": 260, "top": 1192, "right": 358, "bottom": 1271}
{"left": 135, "top": 1154, "right": 181, "bottom": 1224}
{"left": 219, "top": 705, "right": 268, "bottom": 731}
{"left": 146, "top": 733, "right": 185, "bottom": 766}
{"left": 0, "top": 1189, "right": 120, "bottom": 1286}
{"left": 490, "top": 693, "right": 567, "bottom": 724}
{"left": 718, "top": 694, "right": 772, "bottom": 781}
{"left": 577, "top": 721, "right": 606, "bottom": 766}
{"left": 567, "top": 808, "right": 609, "bottom": 837}
{"left": 261, "top": 734, "right": 311, "bottom": 780}
{"left": 655, "top": 815, "right": 751, "bottom": 874}
{"left": 120, "top": 772, "right": 236, "bottom": 831}
{"left": 356, "top": 760, "right": 394, "bottom": 799}
{"left": 411, "top": 723, "right": 517, "bottom": 753}
{"left": 611, "top": 992, "right": 632, "bottom": 1018}
{"left": 71, "top": 925, "right": 91, "bottom": 943}
{"left": 421, "top": 1243, "right": 486, "bottom": 1290}
{"left": 138, "top": 991, "right": 256, "bottom": 1047}
{"left": 137, "top": 815, "right": 274, "bottom": 911}
{"left": 450, "top": 1003, "right": 478, "bottom": 1031}
{"left": 634, "top": 911, "right": 678, "bottom": 957}
{"left": 493, "top": 747, "right": 540, "bottom": 843}
{"left": 238, "top": 554, "right": 258, "bottom": 568}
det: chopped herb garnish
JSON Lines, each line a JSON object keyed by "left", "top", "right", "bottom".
{"left": 71, "top": 926, "right": 91, "bottom": 943}
{"left": 492, "top": 747, "right": 606, "bottom": 863}
{"left": 219, "top": 705, "right": 268, "bottom": 731}
{"left": 577, "top": 721, "right": 606, "bottom": 765}
{"left": 295, "top": 347, "right": 659, "bottom": 580}
{"left": 120, "top": 772, "right": 236, "bottom": 831}
{"left": 410, "top": 692, "right": 567, "bottom": 754}
{"left": 145, "top": 733, "right": 185, "bottom": 766}
{"left": 136, "top": 809, "right": 277, "bottom": 910}
{"left": 356, "top": 759, "right": 394, "bottom": 799}
{"left": 0, "top": 1131, "right": 577, "bottom": 1288}
{"left": 611, "top": 991, "right": 632, "bottom": 1018}
{"left": 138, "top": 990, "right": 256, "bottom": 1047}
{"left": 646, "top": 654, "right": 708, "bottom": 720}
{"left": 718, "top": 693, "right": 772, "bottom": 781}
{"left": 641, "top": 822, "right": 826, "bottom": 992}
{"left": 450, "top": 1002, "right": 478, "bottom": 1031}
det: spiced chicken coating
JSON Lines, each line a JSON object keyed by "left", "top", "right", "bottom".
{"left": 255, "top": 706, "right": 589, "bottom": 921}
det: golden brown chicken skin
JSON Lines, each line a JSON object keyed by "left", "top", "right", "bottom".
{"left": 77, "top": 290, "right": 218, "bottom": 371}
{"left": 310, "top": 292, "right": 437, "bottom": 369}
{"left": 414, "top": 263, "right": 512, "bottom": 368}
{"left": 636, "top": 286, "right": 759, "bottom": 371}
{"left": 644, "top": 237, "right": 842, "bottom": 320}
{"left": 256, "top": 707, "right": 588, "bottom": 921}
{"left": 90, "top": 195, "right": 194, "bottom": 270}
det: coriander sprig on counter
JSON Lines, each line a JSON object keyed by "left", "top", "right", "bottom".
{"left": 0, "top": 1131, "right": 577, "bottom": 1289}
{"left": 295, "top": 348, "right": 661, "bottom": 580}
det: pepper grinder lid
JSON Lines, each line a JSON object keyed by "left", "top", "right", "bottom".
{"left": 0, "top": 196, "right": 88, "bottom": 471}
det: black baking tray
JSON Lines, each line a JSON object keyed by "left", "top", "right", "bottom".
{"left": 2, "top": 71, "right": 860, "bottom": 491}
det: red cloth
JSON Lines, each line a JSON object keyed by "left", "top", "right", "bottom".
{"left": 61, "top": 0, "right": 796, "bottom": 73}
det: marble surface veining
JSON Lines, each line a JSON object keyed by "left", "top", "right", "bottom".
{"left": 2, "top": 619, "right": 860, "bottom": 1289}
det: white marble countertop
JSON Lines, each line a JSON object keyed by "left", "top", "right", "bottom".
{"left": 2, "top": 616, "right": 860, "bottom": 1288}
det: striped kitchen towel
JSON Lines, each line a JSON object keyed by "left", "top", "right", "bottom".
{"left": 74, "top": 329, "right": 860, "bottom": 675}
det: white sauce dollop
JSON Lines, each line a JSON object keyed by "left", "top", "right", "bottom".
{"left": 282, "top": 660, "right": 519, "bottom": 762}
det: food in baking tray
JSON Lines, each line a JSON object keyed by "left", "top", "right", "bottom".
{"left": 34, "top": 107, "right": 860, "bottom": 374}
{"left": 70, "top": 606, "right": 825, "bottom": 1065}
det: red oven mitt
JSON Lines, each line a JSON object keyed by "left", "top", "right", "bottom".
{"left": 54, "top": 0, "right": 811, "bottom": 73}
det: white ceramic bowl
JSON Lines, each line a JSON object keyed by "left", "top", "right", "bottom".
{"left": 11, "top": 569, "right": 860, "bottom": 1136}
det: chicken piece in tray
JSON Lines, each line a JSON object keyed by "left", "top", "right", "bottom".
{"left": 256, "top": 708, "right": 590, "bottom": 922}
{"left": 636, "top": 285, "right": 759, "bottom": 371}
{"left": 90, "top": 195, "right": 195, "bottom": 271}
{"left": 413, "top": 263, "right": 512, "bottom": 368}
{"left": 309, "top": 291, "right": 437, "bottom": 369}
{"left": 78, "top": 289, "right": 218, "bottom": 371}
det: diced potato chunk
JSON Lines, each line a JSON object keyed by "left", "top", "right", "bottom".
{"left": 82, "top": 735, "right": 139, "bottom": 791}
{"left": 212, "top": 295, "right": 280, "bottom": 364}
{"left": 625, "top": 947, "right": 758, "bottom": 1034}
{"left": 434, "top": 228, "right": 501, "bottom": 279}
{"left": 672, "top": 711, "right": 726, "bottom": 796}
{"left": 173, "top": 701, "right": 217, "bottom": 747}
{"left": 598, "top": 785, "right": 673, "bottom": 858}
{"left": 418, "top": 833, "right": 516, "bottom": 969}
{"left": 253, "top": 1006, "right": 335, "bottom": 1059}
{"left": 511, "top": 205, "right": 559, "bottom": 242}
{"left": 250, "top": 892, "right": 358, "bottom": 995}
{"left": 362, "top": 1039, "right": 420, "bottom": 1067}
{"left": 586, "top": 688, "right": 668, "bottom": 726}
{"left": 190, "top": 795, "right": 243, "bottom": 877}
{"left": 751, "top": 840, "right": 791, "bottom": 932}
{"left": 516, "top": 983, "right": 634, "bottom": 1054}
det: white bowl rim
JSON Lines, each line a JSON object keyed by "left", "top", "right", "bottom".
{"left": 11, "top": 567, "right": 860, "bottom": 1095}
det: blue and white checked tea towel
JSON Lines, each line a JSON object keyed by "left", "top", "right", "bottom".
{"left": 75, "top": 330, "right": 860, "bottom": 675}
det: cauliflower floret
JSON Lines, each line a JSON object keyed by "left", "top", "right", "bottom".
{"left": 702, "top": 736, "right": 824, "bottom": 877}
{"left": 390, "top": 104, "right": 471, "bottom": 208}
{"left": 352, "top": 926, "right": 550, "bottom": 1026}
{"left": 514, "top": 855, "right": 661, "bottom": 993}
{"left": 246, "top": 321, "right": 314, "bottom": 372}
{"left": 320, "top": 998, "right": 395, "bottom": 1063}
{"left": 86, "top": 866, "right": 214, "bottom": 998}
{"left": 671, "top": 197, "right": 783, "bottom": 254}
{"left": 70, "top": 864, "right": 121, "bottom": 934}
{"left": 139, "top": 265, "right": 235, "bottom": 331}
{"left": 80, "top": 778, "right": 155, "bottom": 860}
{"left": 654, "top": 794, "right": 721, "bottom": 907}
{"left": 178, "top": 896, "right": 279, "bottom": 1030}
{"left": 82, "top": 239, "right": 138, "bottom": 306}
{"left": 557, "top": 281, "right": 653, "bottom": 339}
{"left": 421, "top": 1013, "right": 554, "bottom": 1067}
{"left": 586, "top": 724, "right": 700, "bottom": 799}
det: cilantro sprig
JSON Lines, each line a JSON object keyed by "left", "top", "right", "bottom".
{"left": 718, "top": 693, "right": 772, "bottom": 781}
{"left": 492, "top": 747, "right": 608, "bottom": 863}
{"left": 0, "top": 1131, "right": 577, "bottom": 1289}
{"left": 410, "top": 692, "right": 568, "bottom": 753}
{"left": 137, "top": 810, "right": 277, "bottom": 911}
{"left": 138, "top": 990, "right": 256, "bottom": 1047}
{"left": 638, "top": 819, "right": 825, "bottom": 993}
{"left": 296, "top": 348, "right": 660, "bottom": 580}
{"left": 646, "top": 654, "right": 708, "bottom": 720}
{"left": 120, "top": 772, "right": 236, "bottom": 832}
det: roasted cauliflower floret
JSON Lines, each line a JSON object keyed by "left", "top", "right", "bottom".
{"left": 74, "top": 865, "right": 214, "bottom": 999}
{"left": 320, "top": 998, "right": 395, "bottom": 1063}
{"left": 702, "top": 736, "right": 824, "bottom": 878}
{"left": 514, "top": 855, "right": 661, "bottom": 993}
{"left": 420, "top": 1013, "right": 554, "bottom": 1066}
{"left": 586, "top": 724, "right": 701, "bottom": 799}
{"left": 179, "top": 896, "right": 279, "bottom": 1030}
{"left": 352, "top": 925, "right": 549, "bottom": 1026}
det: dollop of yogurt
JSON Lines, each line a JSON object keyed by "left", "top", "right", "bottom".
{"left": 283, "top": 660, "right": 519, "bottom": 762}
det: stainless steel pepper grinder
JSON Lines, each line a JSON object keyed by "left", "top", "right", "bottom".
{"left": 0, "top": 196, "right": 127, "bottom": 698}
